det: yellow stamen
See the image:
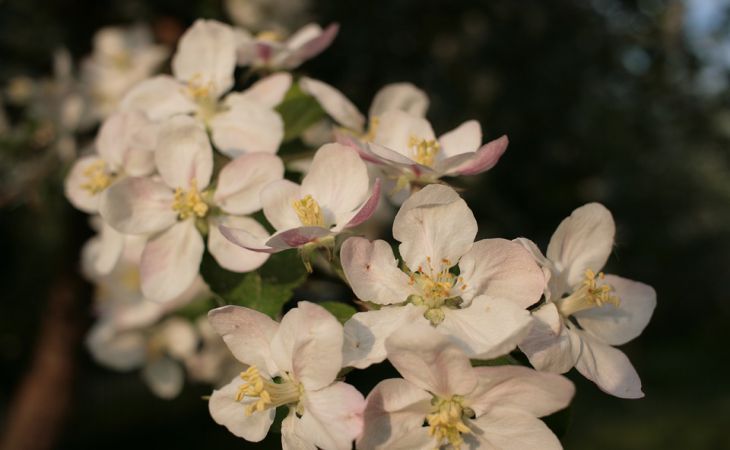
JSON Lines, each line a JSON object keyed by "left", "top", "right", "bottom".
{"left": 256, "top": 30, "right": 285, "bottom": 42}
{"left": 558, "top": 269, "right": 620, "bottom": 317}
{"left": 407, "top": 257, "right": 466, "bottom": 325}
{"left": 172, "top": 179, "right": 209, "bottom": 220}
{"left": 80, "top": 160, "right": 114, "bottom": 195}
{"left": 361, "top": 116, "right": 380, "bottom": 142}
{"left": 292, "top": 195, "right": 325, "bottom": 227}
{"left": 426, "top": 395, "right": 473, "bottom": 450}
{"left": 408, "top": 134, "right": 440, "bottom": 167}
{"left": 235, "top": 366, "right": 302, "bottom": 416}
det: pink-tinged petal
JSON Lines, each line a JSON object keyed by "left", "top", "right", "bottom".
{"left": 207, "top": 305, "right": 279, "bottom": 374}
{"left": 210, "top": 97, "right": 284, "bottom": 157}
{"left": 219, "top": 224, "right": 280, "bottom": 254}
{"left": 575, "top": 274, "right": 656, "bottom": 346}
{"left": 438, "top": 120, "right": 482, "bottom": 157}
{"left": 385, "top": 322, "right": 477, "bottom": 397}
{"left": 547, "top": 202, "right": 615, "bottom": 290}
{"left": 298, "top": 381, "right": 365, "bottom": 450}
{"left": 369, "top": 82, "right": 429, "bottom": 119}
{"left": 209, "top": 375, "right": 276, "bottom": 441}
{"left": 340, "top": 237, "right": 415, "bottom": 305}
{"left": 120, "top": 75, "right": 196, "bottom": 121}
{"left": 99, "top": 177, "right": 176, "bottom": 235}
{"left": 65, "top": 155, "right": 105, "bottom": 213}
{"left": 96, "top": 110, "right": 156, "bottom": 175}
{"left": 214, "top": 153, "right": 284, "bottom": 215}
{"left": 261, "top": 179, "right": 303, "bottom": 231}
{"left": 340, "top": 178, "right": 382, "bottom": 229}
{"left": 393, "top": 184, "right": 477, "bottom": 274}
{"left": 574, "top": 330, "right": 644, "bottom": 398}
{"left": 343, "top": 305, "right": 423, "bottom": 369}
{"left": 140, "top": 219, "right": 204, "bottom": 302}
{"left": 299, "top": 77, "right": 365, "bottom": 132}
{"left": 468, "top": 365, "right": 574, "bottom": 418}
{"left": 283, "top": 23, "right": 339, "bottom": 69}
{"left": 281, "top": 413, "right": 317, "bottom": 450}
{"left": 172, "top": 19, "right": 236, "bottom": 96}
{"left": 301, "top": 143, "right": 370, "bottom": 218}
{"left": 86, "top": 325, "right": 146, "bottom": 371}
{"left": 142, "top": 357, "right": 185, "bottom": 399}
{"left": 357, "top": 378, "right": 432, "bottom": 450}
{"left": 266, "top": 227, "right": 332, "bottom": 249}
{"left": 520, "top": 303, "right": 582, "bottom": 374}
{"left": 439, "top": 295, "right": 533, "bottom": 360}
{"left": 238, "top": 72, "right": 292, "bottom": 108}
{"left": 445, "top": 134, "right": 509, "bottom": 176}
{"left": 155, "top": 115, "right": 213, "bottom": 189}
{"left": 514, "top": 237, "right": 555, "bottom": 299}
{"left": 81, "top": 221, "right": 124, "bottom": 277}
{"left": 208, "top": 216, "right": 270, "bottom": 272}
{"left": 458, "top": 238, "right": 546, "bottom": 307}
{"left": 372, "top": 110, "right": 435, "bottom": 158}
{"left": 335, "top": 130, "right": 383, "bottom": 164}
{"left": 270, "top": 301, "right": 344, "bottom": 391}
{"left": 367, "top": 142, "right": 420, "bottom": 167}
{"left": 467, "top": 410, "right": 564, "bottom": 450}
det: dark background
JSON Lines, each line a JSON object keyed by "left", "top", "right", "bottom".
{"left": 1, "top": 0, "right": 729, "bottom": 449}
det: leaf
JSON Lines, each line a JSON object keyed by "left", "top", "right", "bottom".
{"left": 471, "top": 353, "right": 524, "bottom": 367}
{"left": 276, "top": 82, "right": 326, "bottom": 142}
{"left": 318, "top": 301, "right": 357, "bottom": 324}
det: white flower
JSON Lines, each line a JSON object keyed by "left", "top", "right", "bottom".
{"left": 358, "top": 323, "right": 574, "bottom": 450}
{"left": 208, "top": 301, "right": 365, "bottom": 450}
{"left": 100, "top": 115, "right": 282, "bottom": 301}
{"left": 340, "top": 184, "right": 545, "bottom": 369}
{"left": 235, "top": 23, "right": 339, "bottom": 70}
{"left": 224, "top": 0, "right": 310, "bottom": 32}
{"left": 184, "top": 316, "right": 243, "bottom": 386}
{"left": 517, "top": 203, "right": 657, "bottom": 398}
{"left": 65, "top": 110, "right": 157, "bottom": 213}
{"left": 120, "top": 19, "right": 289, "bottom": 158}
{"left": 221, "top": 142, "right": 381, "bottom": 253}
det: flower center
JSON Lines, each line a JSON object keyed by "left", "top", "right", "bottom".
{"left": 292, "top": 195, "right": 325, "bottom": 227}
{"left": 426, "top": 395, "right": 474, "bottom": 450}
{"left": 407, "top": 257, "right": 467, "bottom": 325}
{"left": 235, "top": 366, "right": 303, "bottom": 416}
{"left": 408, "top": 135, "right": 440, "bottom": 167}
{"left": 80, "top": 160, "right": 115, "bottom": 195}
{"left": 557, "top": 269, "right": 620, "bottom": 317}
{"left": 361, "top": 116, "right": 380, "bottom": 142}
{"left": 172, "top": 179, "right": 209, "bottom": 220}
{"left": 256, "top": 30, "right": 285, "bottom": 42}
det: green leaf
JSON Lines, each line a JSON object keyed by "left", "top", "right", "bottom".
{"left": 319, "top": 301, "right": 358, "bottom": 324}
{"left": 470, "top": 354, "right": 523, "bottom": 367}
{"left": 276, "top": 82, "right": 326, "bottom": 142}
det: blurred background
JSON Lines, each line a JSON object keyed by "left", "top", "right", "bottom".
{"left": 1, "top": 0, "right": 729, "bottom": 449}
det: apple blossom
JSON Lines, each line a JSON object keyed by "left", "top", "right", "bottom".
{"left": 358, "top": 324, "right": 574, "bottom": 450}
{"left": 340, "top": 184, "right": 545, "bottom": 368}
{"left": 208, "top": 301, "right": 365, "bottom": 450}
{"left": 517, "top": 203, "right": 657, "bottom": 399}
{"left": 224, "top": 0, "right": 310, "bottom": 32}
{"left": 235, "top": 23, "right": 339, "bottom": 70}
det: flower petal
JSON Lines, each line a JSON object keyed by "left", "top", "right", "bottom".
{"left": 575, "top": 274, "right": 656, "bottom": 346}
{"left": 519, "top": 303, "right": 582, "bottom": 373}
{"left": 65, "top": 155, "right": 105, "bottom": 213}
{"left": 283, "top": 23, "right": 339, "bottom": 69}
{"left": 299, "top": 77, "right": 365, "bottom": 132}
{"left": 438, "top": 120, "right": 481, "bottom": 157}
{"left": 140, "top": 219, "right": 204, "bottom": 302}
{"left": 208, "top": 215, "right": 270, "bottom": 272}
{"left": 574, "top": 330, "right": 644, "bottom": 398}
{"left": 339, "top": 178, "right": 382, "bottom": 230}
{"left": 297, "top": 381, "right": 365, "bottom": 450}
{"left": 142, "top": 357, "right": 184, "bottom": 399}
{"left": 99, "top": 177, "right": 176, "bottom": 235}
{"left": 372, "top": 110, "right": 435, "bottom": 158}
{"left": 80, "top": 221, "right": 125, "bottom": 276}
{"left": 219, "top": 224, "right": 279, "bottom": 254}
{"left": 445, "top": 134, "right": 509, "bottom": 176}
{"left": 261, "top": 179, "right": 303, "bottom": 231}
{"left": 238, "top": 72, "right": 292, "bottom": 108}
{"left": 209, "top": 375, "right": 276, "bottom": 441}
{"left": 214, "top": 153, "right": 284, "bottom": 215}
{"left": 86, "top": 325, "right": 146, "bottom": 371}
{"left": 266, "top": 227, "right": 332, "bottom": 249}
{"left": 281, "top": 413, "right": 318, "bottom": 450}
{"left": 467, "top": 410, "right": 564, "bottom": 450}
{"left": 369, "top": 82, "right": 429, "bottom": 119}
{"left": 155, "top": 115, "right": 213, "bottom": 189}
{"left": 120, "top": 75, "right": 196, "bottom": 121}
{"left": 96, "top": 110, "right": 156, "bottom": 176}
{"left": 211, "top": 96, "right": 284, "bottom": 157}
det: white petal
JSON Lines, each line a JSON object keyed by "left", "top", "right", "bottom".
{"left": 372, "top": 109, "right": 435, "bottom": 158}
{"left": 80, "top": 221, "right": 125, "bottom": 277}
{"left": 467, "top": 365, "right": 574, "bottom": 418}
{"left": 211, "top": 96, "right": 284, "bottom": 157}
{"left": 438, "top": 120, "right": 481, "bottom": 157}
{"left": 338, "top": 178, "right": 382, "bottom": 230}
{"left": 155, "top": 115, "right": 213, "bottom": 189}
{"left": 281, "top": 413, "right": 318, "bottom": 450}
{"left": 299, "top": 77, "right": 365, "bottom": 132}
{"left": 369, "top": 82, "right": 429, "bottom": 118}
{"left": 209, "top": 375, "right": 275, "bottom": 441}
{"left": 266, "top": 227, "right": 332, "bottom": 249}
{"left": 239, "top": 72, "right": 292, "bottom": 108}
{"left": 439, "top": 295, "right": 532, "bottom": 359}
{"left": 208, "top": 215, "right": 270, "bottom": 272}
{"left": 220, "top": 224, "right": 279, "bottom": 253}
{"left": 172, "top": 19, "right": 236, "bottom": 96}
{"left": 340, "top": 237, "right": 415, "bottom": 305}
{"left": 575, "top": 274, "right": 656, "bottom": 346}
{"left": 342, "top": 305, "right": 422, "bottom": 369}
{"left": 214, "top": 153, "right": 284, "bottom": 215}
{"left": 282, "top": 23, "right": 339, "bottom": 69}
{"left": 547, "top": 202, "right": 615, "bottom": 290}
{"left": 140, "top": 219, "right": 204, "bottom": 302}
{"left": 65, "top": 155, "right": 105, "bottom": 213}
{"left": 142, "top": 357, "right": 185, "bottom": 399}
{"left": 120, "top": 75, "right": 196, "bottom": 121}
{"left": 458, "top": 238, "right": 546, "bottom": 307}
{"left": 357, "top": 378, "right": 432, "bottom": 450}
{"left": 208, "top": 305, "right": 279, "bottom": 374}
{"left": 158, "top": 317, "right": 199, "bottom": 359}
{"left": 298, "top": 382, "right": 365, "bottom": 450}
{"left": 574, "top": 330, "right": 644, "bottom": 398}
{"left": 86, "top": 324, "right": 146, "bottom": 371}
{"left": 270, "top": 302, "right": 344, "bottom": 391}
{"left": 96, "top": 110, "right": 156, "bottom": 175}
{"left": 467, "top": 410, "right": 563, "bottom": 450}
{"left": 444, "top": 134, "right": 509, "bottom": 176}
{"left": 99, "top": 177, "right": 176, "bottom": 235}
{"left": 393, "top": 184, "right": 476, "bottom": 273}
{"left": 519, "top": 303, "right": 582, "bottom": 373}
{"left": 385, "top": 322, "right": 477, "bottom": 397}
{"left": 261, "top": 179, "right": 303, "bottom": 231}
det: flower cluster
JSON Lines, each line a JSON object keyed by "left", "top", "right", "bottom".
{"left": 59, "top": 13, "right": 656, "bottom": 449}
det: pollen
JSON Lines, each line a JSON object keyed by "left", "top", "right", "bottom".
{"left": 256, "top": 30, "right": 285, "bottom": 42}
{"left": 235, "top": 366, "right": 302, "bottom": 416}
{"left": 361, "top": 116, "right": 380, "bottom": 142}
{"left": 80, "top": 160, "right": 114, "bottom": 195}
{"left": 426, "top": 395, "right": 473, "bottom": 450}
{"left": 171, "top": 179, "right": 209, "bottom": 220}
{"left": 558, "top": 269, "right": 621, "bottom": 317}
{"left": 292, "top": 195, "right": 325, "bottom": 227}
{"left": 407, "top": 257, "right": 467, "bottom": 325}
{"left": 185, "top": 73, "right": 215, "bottom": 102}
{"left": 408, "top": 134, "right": 440, "bottom": 167}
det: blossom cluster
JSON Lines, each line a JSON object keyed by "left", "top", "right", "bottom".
{"left": 57, "top": 12, "right": 656, "bottom": 450}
